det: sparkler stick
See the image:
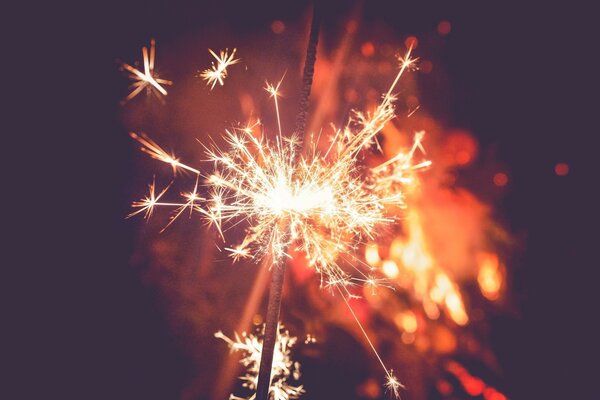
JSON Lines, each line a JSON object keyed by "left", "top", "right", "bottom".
{"left": 216, "top": 325, "right": 306, "bottom": 400}
{"left": 255, "top": 5, "right": 320, "bottom": 400}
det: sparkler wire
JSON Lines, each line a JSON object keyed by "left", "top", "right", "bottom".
{"left": 255, "top": 260, "right": 287, "bottom": 400}
{"left": 255, "top": 5, "right": 320, "bottom": 400}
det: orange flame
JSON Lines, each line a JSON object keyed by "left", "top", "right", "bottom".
{"left": 477, "top": 252, "right": 504, "bottom": 301}
{"left": 369, "top": 210, "right": 470, "bottom": 326}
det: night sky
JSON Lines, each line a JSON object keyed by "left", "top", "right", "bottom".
{"left": 8, "top": 1, "right": 597, "bottom": 399}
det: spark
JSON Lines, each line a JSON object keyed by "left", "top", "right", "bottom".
{"left": 360, "top": 274, "right": 395, "bottom": 294}
{"left": 130, "top": 132, "right": 201, "bottom": 175}
{"left": 200, "top": 48, "right": 240, "bottom": 90}
{"left": 128, "top": 178, "right": 173, "bottom": 220}
{"left": 120, "top": 39, "right": 172, "bottom": 103}
{"left": 385, "top": 370, "right": 404, "bottom": 398}
{"left": 160, "top": 176, "right": 205, "bottom": 232}
{"left": 407, "top": 105, "right": 420, "bottom": 118}
{"left": 398, "top": 50, "right": 419, "bottom": 73}
{"left": 371, "top": 130, "right": 432, "bottom": 197}
{"left": 215, "top": 325, "right": 305, "bottom": 400}
{"left": 265, "top": 76, "right": 285, "bottom": 140}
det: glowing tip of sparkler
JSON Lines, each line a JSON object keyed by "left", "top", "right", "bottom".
{"left": 385, "top": 371, "right": 405, "bottom": 398}
{"left": 264, "top": 74, "right": 285, "bottom": 98}
{"left": 398, "top": 44, "right": 419, "bottom": 71}
{"left": 264, "top": 83, "right": 280, "bottom": 98}
{"left": 200, "top": 48, "right": 240, "bottom": 90}
{"left": 120, "top": 39, "right": 171, "bottom": 102}
{"left": 225, "top": 246, "right": 253, "bottom": 261}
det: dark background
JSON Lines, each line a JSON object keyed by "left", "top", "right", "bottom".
{"left": 7, "top": 1, "right": 597, "bottom": 399}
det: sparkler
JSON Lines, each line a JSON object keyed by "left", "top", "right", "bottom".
{"left": 200, "top": 48, "right": 240, "bottom": 90}
{"left": 215, "top": 325, "right": 305, "bottom": 400}
{"left": 120, "top": 39, "right": 172, "bottom": 103}
{"left": 128, "top": 9, "right": 428, "bottom": 398}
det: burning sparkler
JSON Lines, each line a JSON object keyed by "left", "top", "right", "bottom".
{"left": 129, "top": 43, "right": 426, "bottom": 397}
{"left": 215, "top": 325, "right": 305, "bottom": 400}
{"left": 200, "top": 48, "right": 240, "bottom": 90}
{"left": 120, "top": 39, "right": 172, "bottom": 103}
{"left": 127, "top": 2, "right": 438, "bottom": 391}
{"left": 132, "top": 44, "right": 429, "bottom": 396}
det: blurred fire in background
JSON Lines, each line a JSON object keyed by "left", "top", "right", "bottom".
{"left": 16, "top": 1, "right": 597, "bottom": 400}
{"left": 105, "top": 2, "right": 589, "bottom": 400}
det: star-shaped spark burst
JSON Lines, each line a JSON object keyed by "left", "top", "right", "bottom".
{"left": 130, "top": 132, "right": 200, "bottom": 175}
{"left": 385, "top": 370, "right": 405, "bottom": 399}
{"left": 128, "top": 177, "right": 172, "bottom": 220}
{"left": 120, "top": 39, "right": 172, "bottom": 103}
{"left": 215, "top": 325, "right": 306, "bottom": 400}
{"left": 200, "top": 48, "right": 240, "bottom": 90}
{"left": 130, "top": 44, "right": 426, "bottom": 397}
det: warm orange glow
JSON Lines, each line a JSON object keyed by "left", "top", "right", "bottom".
{"left": 420, "top": 60, "right": 433, "bottom": 74}
{"left": 437, "top": 21, "right": 452, "bottom": 35}
{"left": 477, "top": 253, "right": 503, "bottom": 301}
{"left": 444, "top": 130, "right": 478, "bottom": 167}
{"left": 436, "top": 380, "right": 453, "bottom": 396}
{"left": 394, "top": 311, "right": 418, "bottom": 333}
{"left": 455, "top": 151, "right": 470, "bottom": 165}
{"left": 389, "top": 238, "right": 403, "bottom": 259}
{"left": 555, "top": 162, "right": 569, "bottom": 176}
{"left": 252, "top": 313, "right": 263, "bottom": 326}
{"left": 381, "top": 211, "right": 470, "bottom": 326}
{"left": 431, "top": 326, "right": 457, "bottom": 354}
{"left": 493, "top": 172, "right": 508, "bottom": 187}
{"left": 445, "top": 291, "right": 469, "bottom": 326}
{"left": 382, "top": 260, "right": 399, "bottom": 279}
{"left": 365, "top": 243, "right": 381, "bottom": 266}
{"left": 446, "top": 361, "right": 507, "bottom": 400}
{"left": 345, "top": 19, "right": 358, "bottom": 33}
{"left": 404, "top": 36, "right": 418, "bottom": 49}
{"left": 396, "top": 212, "right": 433, "bottom": 272}
{"left": 361, "top": 41, "right": 375, "bottom": 57}
{"left": 271, "top": 20, "right": 285, "bottom": 34}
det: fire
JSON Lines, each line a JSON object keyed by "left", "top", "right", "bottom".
{"left": 477, "top": 252, "right": 504, "bottom": 301}
{"left": 394, "top": 311, "right": 418, "bottom": 333}
{"left": 395, "top": 212, "right": 433, "bottom": 273}
{"left": 365, "top": 243, "right": 381, "bottom": 266}
{"left": 381, "top": 260, "right": 399, "bottom": 279}
{"left": 446, "top": 361, "right": 507, "bottom": 400}
{"left": 368, "top": 210, "right": 469, "bottom": 326}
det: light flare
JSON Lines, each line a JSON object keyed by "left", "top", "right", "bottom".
{"left": 130, "top": 132, "right": 201, "bottom": 175}
{"left": 477, "top": 252, "right": 503, "bottom": 301}
{"left": 200, "top": 48, "right": 240, "bottom": 90}
{"left": 121, "top": 39, "right": 172, "bottom": 102}
{"left": 128, "top": 178, "right": 173, "bottom": 220}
